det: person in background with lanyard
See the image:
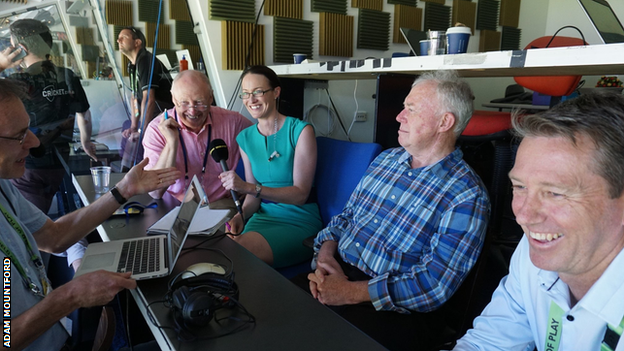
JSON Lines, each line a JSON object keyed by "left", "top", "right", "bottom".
{"left": 0, "top": 79, "right": 180, "bottom": 350}
{"left": 117, "top": 26, "right": 173, "bottom": 161}
{"left": 453, "top": 93, "right": 624, "bottom": 351}
{"left": 142, "top": 70, "right": 251, "bottom": 216}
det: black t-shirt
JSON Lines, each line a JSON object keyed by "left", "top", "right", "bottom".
{"left": 10, "top": 61, "right": 90, "bottom": 168}
{"left": 128, "top": 48, "right": 174, "bottom": 117}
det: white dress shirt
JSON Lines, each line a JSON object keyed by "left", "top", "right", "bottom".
{"left": 454, "top": 236, "right": 624, "bottom": 351}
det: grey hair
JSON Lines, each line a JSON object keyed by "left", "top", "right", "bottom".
{"left": 512, "top": 92, "right": 624, "bottom": 199}
{"left": 412, "top": 70, "right": 474, "bottom": 138}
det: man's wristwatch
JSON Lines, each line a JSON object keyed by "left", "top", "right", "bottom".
{"left": 254, "top": 184, "right": 262, "bottom": 198}
{"left": 110, "top": 186, "right": 128, "bottom": 204}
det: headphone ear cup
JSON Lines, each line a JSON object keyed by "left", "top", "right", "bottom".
{"left": 183, "top": 290, "right": 216, "bottom": 326}
{"left": 171, "top": 285, "right": 191, "bottom": 310}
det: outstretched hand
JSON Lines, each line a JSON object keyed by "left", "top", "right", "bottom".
{"left": 117, "top": 158, "right": 181, "bottom": 198}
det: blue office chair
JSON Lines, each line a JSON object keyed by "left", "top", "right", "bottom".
{"left": 314, "top": 137, "right": 383, "bottom": 227}
{"left": 277, "top": 137, "right": 382, "bottom": 279}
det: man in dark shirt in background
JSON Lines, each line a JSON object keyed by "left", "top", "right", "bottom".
{"left": 117, "top": 26, "right": 173, "bottom": 162}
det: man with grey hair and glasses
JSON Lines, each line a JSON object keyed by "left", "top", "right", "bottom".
{"left": 453, "top": 93, "right": 624, "bottom": 351}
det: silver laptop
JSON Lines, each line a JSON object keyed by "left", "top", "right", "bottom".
{"left": 400, "top": 27, "right": 428, "bottom": 56}
{"left": 75, "top": 175, "right": 205, "bottom": 280}
{"left": 578, "top": 0, "right": 624, "bottom": 44}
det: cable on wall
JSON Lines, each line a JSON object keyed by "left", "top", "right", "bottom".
{"left": 133, "top": 0, "right": 165, "bottom": 165}
{"left": 346, "top": 79, "right": 359, "bottom": 137}
{"left": 303, "top": 104, "right": 337, "bottom": 137}
{"left": 324, "top": 88, "right": 351, "bottom": 141}
{"left": 226, "top": 0, "right": 266, "bottom": 111}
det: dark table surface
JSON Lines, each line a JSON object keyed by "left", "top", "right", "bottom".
{"left": 72, "top": 174, "right": 387, "bottom": 351}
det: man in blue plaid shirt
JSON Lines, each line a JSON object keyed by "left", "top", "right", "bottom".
{"left": 306, "top": 70, "right": 490, "bottom": 350}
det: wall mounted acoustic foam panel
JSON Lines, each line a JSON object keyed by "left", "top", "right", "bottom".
{"left": 394, "top": 4, "right": 422, "bottom": 43}
{"left": 357, "top": 9, "right": 390, "bottom": 51}
{"left": 388, "top": 0, "right": 417, "bottom": 5}
{"left": 138, "top": 0, "right": 165, "bottom": 23}
{"left": 424, "top": 2, "right": 451, "bottom": 31}
{"left": 477, "top": 0, "right": 499, "bottom": 31}
{"left": 499, "top": 0, "right": 521, "bottom": 28}
{"left": 312, "top": 0, "right": 347, "bottom": 15}
{"left": 273, "top": 17, "right": 313, "bottom": 63}
{"left": 176, "top": 21, "right": 197, "bottom": 45}
{"left": 452, "top": 0, "right": 476, "bottom": 33}
{"left": 145, "top": 22, "right": 170, "bottom": 49}
{"left": 352, "top": 0, "right": 383, "bottom": 11}
{"left": 221, "top": 21, "right": 264, "bottom": 70}
{"left": 106, "top": 0, "right": 133, "bottom": 26}
{"left": 319, "top": 12, "right": 353, "bottom": 57}
{"left": 265, "top": 0, "right": 303, "bottom": 19}
{"left": 501, "top": 26, "right": 521, "bottom": 50}
{"left": 170, "top": 0, "right": 191, "bottom": 21}
{"left": 211, "top": 0, "right": 256, "bottom": 23}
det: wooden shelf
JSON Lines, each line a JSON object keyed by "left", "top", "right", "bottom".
{"left": 270, "top": 43, "right": 624, "bottom": 80}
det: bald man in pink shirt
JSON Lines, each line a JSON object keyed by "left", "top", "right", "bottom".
{"left": 143, "top": 70, "right": 252, "bottom": 213}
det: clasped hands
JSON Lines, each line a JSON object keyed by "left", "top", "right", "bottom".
{"left": 308, "top": 257, "right": 353, "bottom": 306}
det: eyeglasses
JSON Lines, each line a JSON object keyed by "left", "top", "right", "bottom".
{"left": 0, "top": 128, "right": 29, "bottom": 145}
{"left": 239, "top": 88, "right": 274, "bottom": 100}
{"left": 177, "top": 102, "right": 209, "bottom": 111}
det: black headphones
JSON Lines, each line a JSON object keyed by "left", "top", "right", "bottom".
{"left": 166, "top": 272, "right": 239, "bottom": 330}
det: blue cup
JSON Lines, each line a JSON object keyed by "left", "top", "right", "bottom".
{"left": 293, "top": 53, "right": 307, "bottom": 64}
{"left": 446, "top": 27, "right": 472, "bottom": 54}
{"left": 419, "top": 40, "right": 430, "bottom": 56}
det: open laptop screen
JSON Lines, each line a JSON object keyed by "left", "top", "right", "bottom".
{"left": 578, "top": 0, "right": 624, "bottom": 44}
{"left": 169, "top": 175, "right": 204, "bottom": 268}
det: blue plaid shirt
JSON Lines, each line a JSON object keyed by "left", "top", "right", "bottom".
{"left": 314, "top": 147, "right": 490, "bottom": 313}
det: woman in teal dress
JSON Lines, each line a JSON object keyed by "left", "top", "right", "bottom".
{"left": 218, "top": 65, "right": 322, "bottom": 268}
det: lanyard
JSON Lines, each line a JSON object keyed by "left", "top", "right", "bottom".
{"left": 174, "top": 109, "right": 212, "bottom": 180}
{"left": 601, "top": 314, "right": 624, "bottom": 351}
{"left": 0, "top": 202, "right": 51, "bottom": 297}
{"left": 545, "top": 301, "right": 564, "bottom": 351}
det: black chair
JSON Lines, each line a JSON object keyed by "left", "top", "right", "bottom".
{"left": 430, "top": 110, "right": 523, "bottom": 349}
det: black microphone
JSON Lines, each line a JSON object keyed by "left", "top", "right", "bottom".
{"left": 209, "top": 139, "right": 244, "bottom": 222}
{"left": 29, "top": 144, "right": 46, "bottom": 158}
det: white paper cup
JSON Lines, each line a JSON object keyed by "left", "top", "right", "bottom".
{"left": 90, "top": 166, "right": 111, "bottom": 193}
{"left": 446, "top": 27, "right": 472, "bottom": 54}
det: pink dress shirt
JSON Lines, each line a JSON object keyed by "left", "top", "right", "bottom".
{"left": 142, "top": 106, "right": 253, "bottom": 202}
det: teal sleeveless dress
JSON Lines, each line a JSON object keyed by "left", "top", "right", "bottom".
{"left": 236, "top": 117, "right": 322, "bottom": 268}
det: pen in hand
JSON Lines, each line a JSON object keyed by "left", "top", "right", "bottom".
{"left": 225, "top": 222, "right": 231, "bottom": 232}
{"left": 164, "top": 110, "right": 168, "bottom": 120}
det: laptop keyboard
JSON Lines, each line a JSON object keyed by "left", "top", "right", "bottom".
{"left": 117, "top": 238, "right": 161, "bottom": 275}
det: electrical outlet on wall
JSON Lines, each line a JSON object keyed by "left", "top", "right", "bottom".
{"left": 355, "top": 111, "right": 367, "bottom": 122}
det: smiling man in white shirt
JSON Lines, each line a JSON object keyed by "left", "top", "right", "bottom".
{"left": 453, "top": 93, "right": 624, "bottom": 351}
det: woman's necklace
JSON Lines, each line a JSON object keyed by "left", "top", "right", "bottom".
{"left": 268, "top": 116, "right": 281, "bottom": 162}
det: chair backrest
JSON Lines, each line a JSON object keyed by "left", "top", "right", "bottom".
{"left": 314, "top": 137, "right": 382, "bottom": 227}
{"left": 513, "top": 36, "right": 587, "bottom": 97}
